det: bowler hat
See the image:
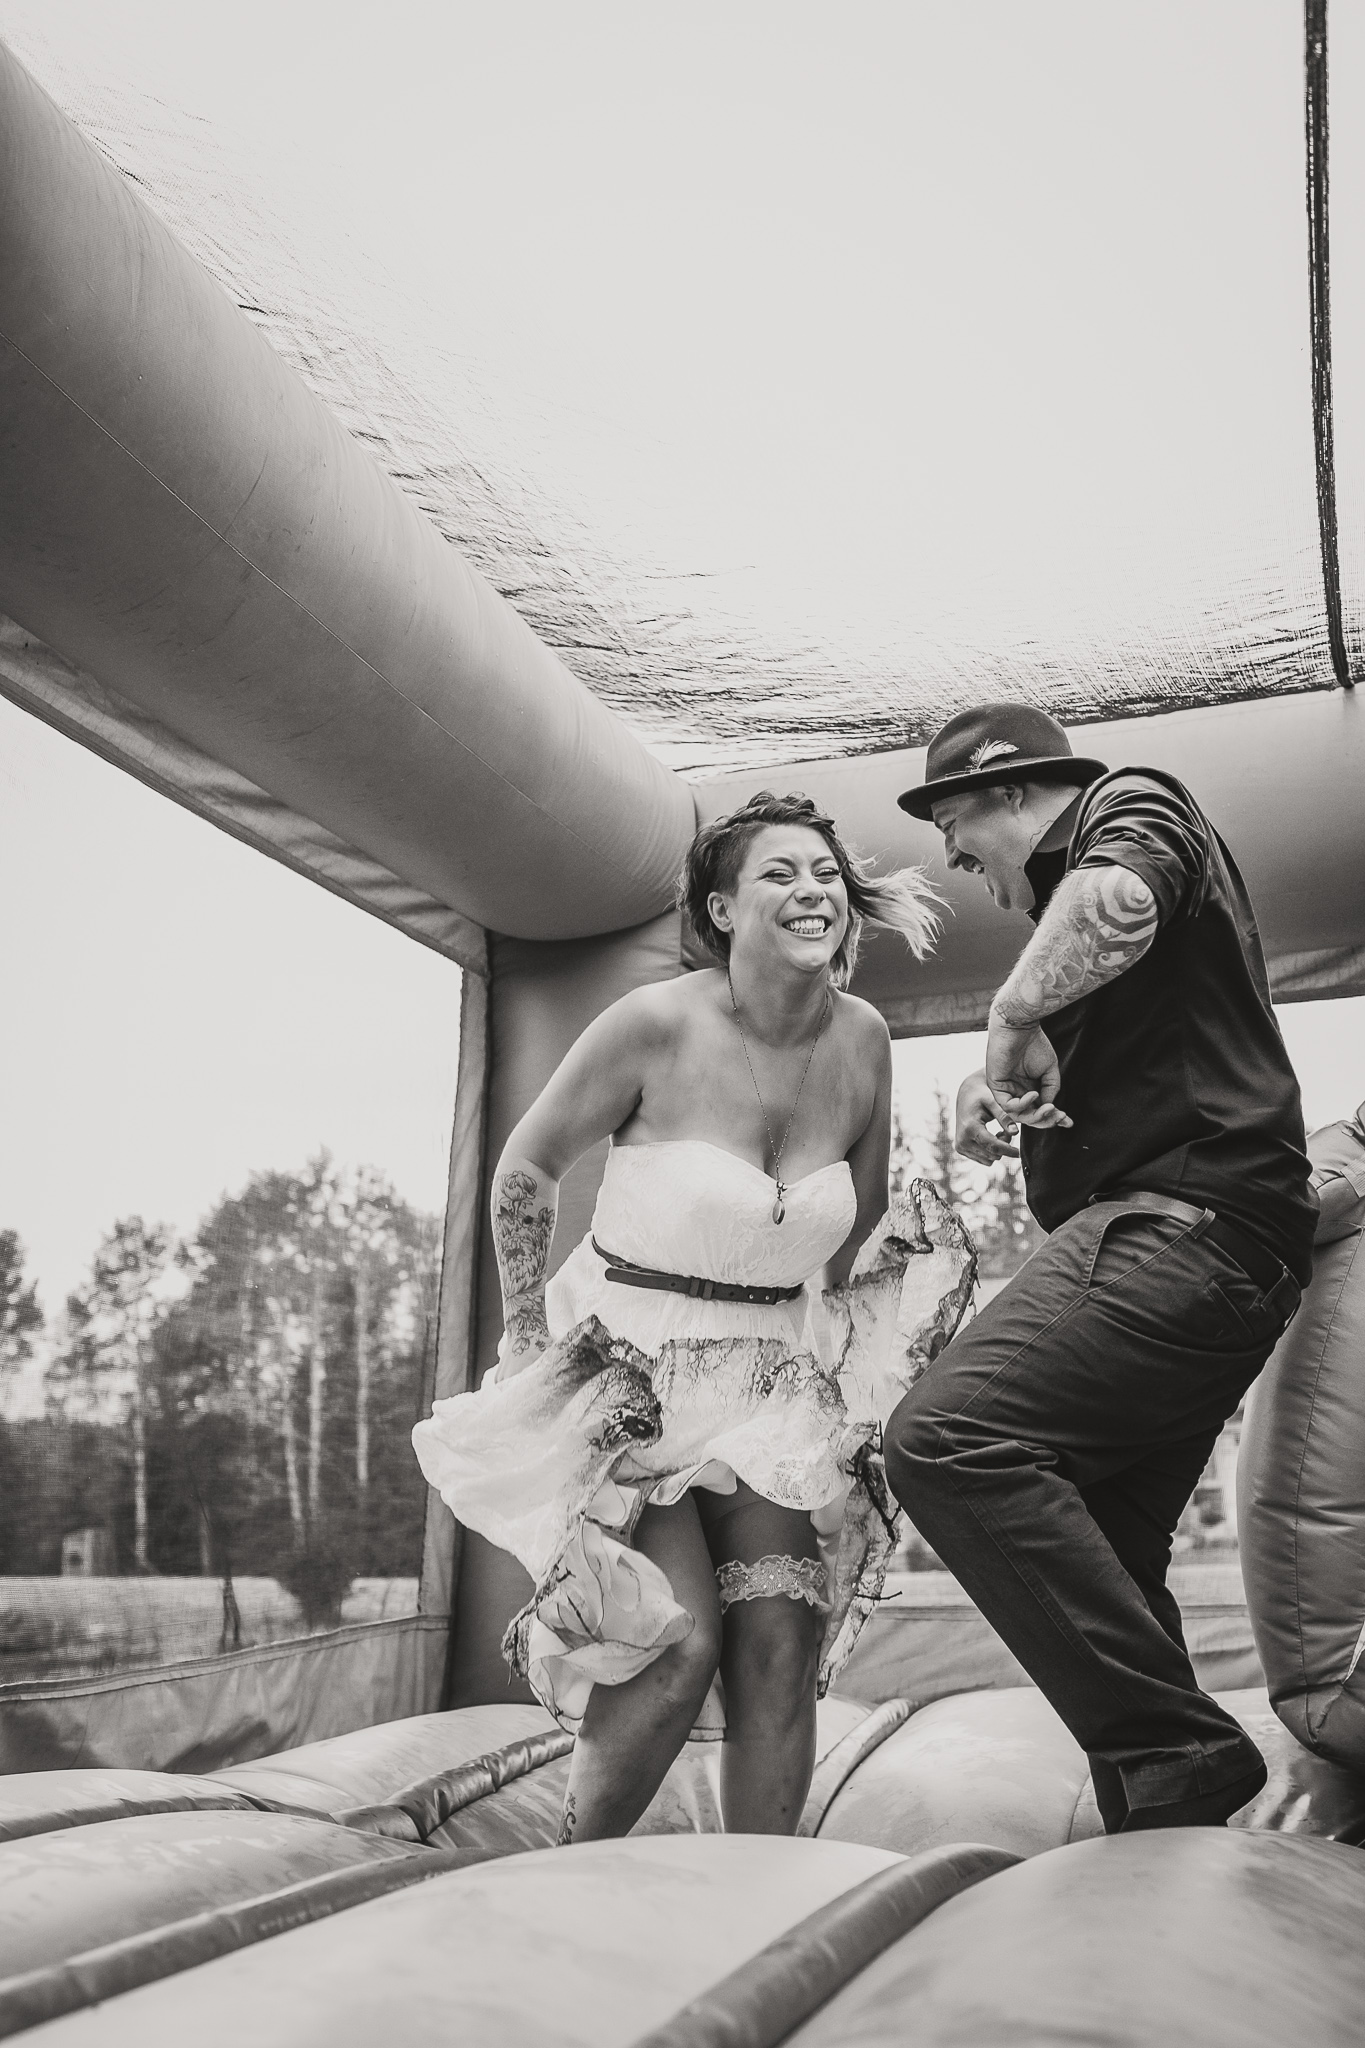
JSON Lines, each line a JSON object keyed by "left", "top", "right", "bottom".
{"left": 898, "top": 703, "right": 1108, "bottom": 821}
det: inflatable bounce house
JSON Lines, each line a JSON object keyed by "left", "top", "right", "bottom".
{"left": 1, "top": 5, "right": 1364, "bottom": 2043}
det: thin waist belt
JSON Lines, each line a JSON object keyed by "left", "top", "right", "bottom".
{"left": 1091, "top": 1190, "right": 1293, "bottom": 1296}
{"left": 591, "top": 1238, "right": 804, "bottom": 1307}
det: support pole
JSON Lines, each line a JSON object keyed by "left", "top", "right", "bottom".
{"left": 1306, "top": 0, "right": 1354, "bottom": 686}
{"left": 419, "top": 953, "right": 491, "bottom": 1645}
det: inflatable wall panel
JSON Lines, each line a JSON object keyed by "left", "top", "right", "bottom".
{"left": 0, "top": 43, "right": 694, "bottom": 942}
{"left": 0, "top": 1609, "right": 448, "bottom": 1775}
{"left": 1240, "top": 1109, "right": 1365, "bottom": 1772}
{"left": 450, "top": 912, "right": 686, "bottom": 1707}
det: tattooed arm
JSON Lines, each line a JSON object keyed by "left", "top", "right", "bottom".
{"left": 986, "top": 865, "right": 1159, "bottom": 1120}
{"left": 491, "top": 1154, "right": 559, "bottom": 1378}
{"left": 485, "top": 982, "right": 675, "bottom": 1376}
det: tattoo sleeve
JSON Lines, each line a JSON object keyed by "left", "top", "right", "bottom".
{"left": 993, "top": 866, "right": 1159, "bottom": 1027}
{"left": 491, "top": 1157, "right": 558, "bottom": 1360}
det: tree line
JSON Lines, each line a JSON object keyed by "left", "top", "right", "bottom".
{"left": 0, "top": 1155, "right": 440, "bottom": 1619}
{"left": 0, "top": 1096, "right": 1038, "bottom": 1603}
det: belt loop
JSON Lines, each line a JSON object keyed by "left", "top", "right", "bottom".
{"left": 686, "top": 1275, "right": 701, "bottom": 1299}
{"left": 701, "top": 1278, "right": 714, "bottom": 1301}
{"left": 1189, "top": 1207, "right": 1215, "bottom": 1241}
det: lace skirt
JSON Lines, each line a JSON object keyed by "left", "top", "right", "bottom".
{"left": 412, "top": 1184, "right": 975, "bottom": 1733}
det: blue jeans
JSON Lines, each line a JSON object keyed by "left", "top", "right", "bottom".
{"left": 885, "top": 1198, "right": 1301, "bottom": 1830}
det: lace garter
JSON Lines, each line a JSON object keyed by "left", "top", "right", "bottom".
{"left": 715, "top": 1554, "right": 831, "bottom": 1615}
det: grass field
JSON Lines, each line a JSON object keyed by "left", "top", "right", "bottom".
{"left": 0, "top": 1576, "right": 420, "bottom": 1680}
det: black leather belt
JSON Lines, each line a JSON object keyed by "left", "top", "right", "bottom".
{"left": 1092, "top": 1191, "right": 1292, "bottom": 1297}
{"left": 592, "top": 1238, "right": 804, "bottom": 1307}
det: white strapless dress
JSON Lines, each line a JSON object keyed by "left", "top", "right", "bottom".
{"left": 413, "top": 1140, "right": 975, "bottom": 1733}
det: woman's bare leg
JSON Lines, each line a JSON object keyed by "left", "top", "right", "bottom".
{"left": 700, "top": 1488, "right": 823, "bottom": 1834}
{"left": 558, "top": 1494, "right": 722, "bottom": 1844}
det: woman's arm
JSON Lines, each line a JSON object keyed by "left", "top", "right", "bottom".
{"left": 824, "top": 1011, "right": 893, "bottom": 1291}
{"left": 489, "top": 986, "right": 670, "bottom": 1377}
{"left": 491, "top": 1156, "right": 559, "bottom": 1369}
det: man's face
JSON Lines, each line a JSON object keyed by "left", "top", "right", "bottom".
{"left": 931, "top": 787, "right": 1038, "bottom": 912}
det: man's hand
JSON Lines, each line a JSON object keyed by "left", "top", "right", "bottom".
{"left": 985, "top": 1012, "right": 1074, "bottom": 1131}
{"left": 955, "top": 1069, "right": 1021, "bottom": 1164}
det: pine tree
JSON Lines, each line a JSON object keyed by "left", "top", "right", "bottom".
{"left": 973, "top": 1160, "right": 1047, "bottom": 1279}
{"left": 0, "top": 1231, "right": 43, "bottom": 1385}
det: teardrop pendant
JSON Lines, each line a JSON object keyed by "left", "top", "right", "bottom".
{"left": 772, "top": 1187, "right": 786, "bottom": 1226}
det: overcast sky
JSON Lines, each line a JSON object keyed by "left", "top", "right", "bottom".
{"left": 0, "top": 698, "right": 461, "bottom": 1318}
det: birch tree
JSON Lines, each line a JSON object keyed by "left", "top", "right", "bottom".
{"left": 64, "top": 1218, "right": 177, "bottom": 1572}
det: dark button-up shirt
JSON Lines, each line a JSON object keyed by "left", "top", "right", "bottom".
{"left": 1018, "top": 769, "right": 1317, "bottom": 1282}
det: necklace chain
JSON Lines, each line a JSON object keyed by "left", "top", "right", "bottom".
{"left": 727, "top": 972, "right": 831, "bottom": 1224}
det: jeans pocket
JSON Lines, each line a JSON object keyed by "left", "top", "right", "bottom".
{"left": 1205, "top": 1256, "right": 1299, "bottom": 1351}
{"left": 1085, "top": 1212, "right": 1261, "bottom": 1348}
{"left": 1085, "top": 1212, "right": 1188, "bottom": 1293}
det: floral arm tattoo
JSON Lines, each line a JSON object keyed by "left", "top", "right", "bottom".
{"left": 993, "top": 866, "right": 1160, "bottom": 1027}
{"left": 491, "top": 1158, "right": 558, "bottom": 1361}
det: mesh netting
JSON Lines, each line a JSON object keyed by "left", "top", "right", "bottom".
{"left": 1, "top": 5, "right": 1359, "bottom": 775}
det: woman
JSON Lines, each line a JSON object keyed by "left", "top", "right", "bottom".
{"left": 414, "top": 791, "right": 947, "bottom": 1844}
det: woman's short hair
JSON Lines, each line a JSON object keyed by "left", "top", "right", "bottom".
{"left": 678, "top": 791, "right": 939, "bottom": 989}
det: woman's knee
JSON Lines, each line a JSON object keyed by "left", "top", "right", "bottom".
{"left": 661, "top": 1609, "right": 722, "bottom": 1706}
{"left": 725, "top": 1597, "right": 821, "bottom": 1704}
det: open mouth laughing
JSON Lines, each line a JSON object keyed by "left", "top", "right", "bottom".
{"left": 782, "top": 915, "right": 833, "bottom": 939}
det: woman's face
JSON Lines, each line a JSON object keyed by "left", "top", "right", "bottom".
{"left": 708, "top": 823, "right": 850, "bottom": 976}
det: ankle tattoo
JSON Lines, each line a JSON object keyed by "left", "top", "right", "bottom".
{"left": 556, "top": 1790, "right": 579, "bottom": 1847}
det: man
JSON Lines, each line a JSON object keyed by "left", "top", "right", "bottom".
{"left": 886, "top": 703, "right": 1316, "bottom": 1831}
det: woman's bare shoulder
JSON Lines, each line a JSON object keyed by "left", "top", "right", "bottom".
{"left": 832, "top": 988, "right": 892, "bottom": 1049}
{"left": 597, "top": 969, "right": 721, "bottom": 1042}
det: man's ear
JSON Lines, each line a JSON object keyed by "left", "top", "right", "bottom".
{"left": 1000, "top": 783, "right": 1026, "bottom": 816}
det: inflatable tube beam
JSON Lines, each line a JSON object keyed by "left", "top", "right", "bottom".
{"left": 695, "top": 691, "right": 1365, "bottom": 1033}
{"left": 336, "top": 1729, "right": 575, "bottom": 1841}
{"left": 633, "top": 1846, "right": 1018, "bottom": 2048}
{"left": 0, "top": 42, "right": 694, "bottom": 940}
{"left": 0, "top": 617, "right": 487, "bottom": 973}
{"left": 1239, "top": 1109, "right": 1365, "bottom": 1772}
{"left": 0, "top": 1838, "right": 482, "bottom": 2041}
